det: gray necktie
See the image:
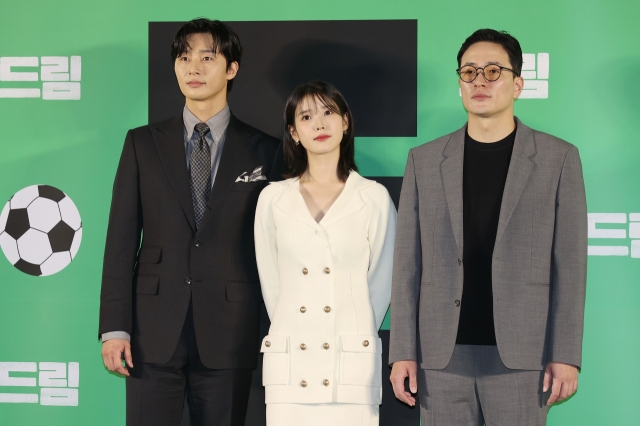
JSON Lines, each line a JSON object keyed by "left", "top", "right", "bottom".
{"left": 190, "top": 123, "right": 212, "bottom": 229}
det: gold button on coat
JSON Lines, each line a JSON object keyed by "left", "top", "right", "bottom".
{"left": 300, "top": 380, "right": 307, "bottom": 387}
{"left": 324, "top": 306, "right": 331, "bottom": 313}
{"left": 323, "top": 379, "right": 330, "bottom": 386}
{"left": 300, "top": 306, "right": 306, "bottom": 313}
{"left": 300, "top": 343, "right": 306, "bottom": 350}
{"left": 362, "top": 340, "right": 370, "bottom": 347}
{"left": 302, "top": 268, "right": 308, "bottom": 275}
{"left": 265, "top": 341, "right": 271, "bottom": 347}
{"left": 324, "top": 267, "right": 330, "bottom": 274}
{"left": 323, "top": 343, "right": 330, "bottom": 350}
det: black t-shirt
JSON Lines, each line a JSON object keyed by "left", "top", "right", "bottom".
{"left": 455, "top": 127, "right": 516, "bottom": 346}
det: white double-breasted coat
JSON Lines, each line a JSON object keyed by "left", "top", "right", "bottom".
{"left": 254, "top": 172, "right": 396, "bottom": 405}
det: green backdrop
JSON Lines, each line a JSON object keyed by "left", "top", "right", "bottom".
{"left": 1, "top": 0, "right": 639, "bottom": 424}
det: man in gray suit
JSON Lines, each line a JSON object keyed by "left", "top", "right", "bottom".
{"left": 389, "top": 29, "right": 587, "bottom": 425}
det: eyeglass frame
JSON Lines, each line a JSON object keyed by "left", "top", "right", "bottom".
{"left": 456, "top": 64, "right": 520, "bottom": 83}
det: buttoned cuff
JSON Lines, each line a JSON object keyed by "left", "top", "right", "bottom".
{"left": 101, "top": 331, "right": 131, "bottom": 343}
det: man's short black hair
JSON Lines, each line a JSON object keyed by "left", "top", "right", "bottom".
{"left": 170, "top": 18, "right": 243, "bottom": 91}
{"left": 457, "top": 29, "right": 523, "bottom": 76}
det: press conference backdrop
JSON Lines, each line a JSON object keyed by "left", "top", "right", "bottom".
{"left": 1, "top": 1, "right": 639, "bottom": 425}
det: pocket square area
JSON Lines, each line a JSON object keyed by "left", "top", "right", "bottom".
{"left": 236, "top": 166, "right": 267, "bottom": 182}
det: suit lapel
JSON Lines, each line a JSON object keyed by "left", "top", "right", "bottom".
{"left": 440, "top": 126, "right": 466, "bottom": 255}
{"left": 197, "top": 115, "right": 250, "bottom": 232}
{"left": 495, "top": 118, "right": 536, "bottom": 244}
{"left": 274, "top": 180, "right": 321, "bottom": 231}
{"left": 273, "top": 172, "right": 367, "bottom": 231}
{"left": 319, "top": 172, "right": 366, "bottom": 228}
{"left": 152, "top": 115, "right": 196, "bottom": 232}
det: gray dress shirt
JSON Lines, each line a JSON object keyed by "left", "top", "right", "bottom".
{"left": 183, "top": 104, "right": 230, "bottom": 186}
{"left": 102, "top": 105, "right": 231, "bottom": 343}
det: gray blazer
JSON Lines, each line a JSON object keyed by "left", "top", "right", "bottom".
{"left": 389, "top": 118, "right": 587, "bottom": 371}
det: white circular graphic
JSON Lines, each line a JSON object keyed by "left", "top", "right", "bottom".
{"left": 0, "top": 185, "right": 82, "bottom": 276}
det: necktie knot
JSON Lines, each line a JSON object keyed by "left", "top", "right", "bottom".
{"left": 195, "top": 123, "right": 210, "bottom": 140}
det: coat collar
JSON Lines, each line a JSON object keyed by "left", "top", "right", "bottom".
{"left": 440, "top": 126, "right": 466, "bottom": 253}
{"left": 273, "top": 171, "right": 372, "bottom": 230}
{"left": 440, "top": 116, "right": 536, "bottom": 254}
{"left": 151, "top": 113, "right": 253, "bottom": 234}
{"left": 197, "top": 115, "right": 252, "bottom": 232}
{"left": 495, "top": 117, "right": 536, "bottom": 244}
{"left": 152, "top": 115, "right": 196, "bottom": 232}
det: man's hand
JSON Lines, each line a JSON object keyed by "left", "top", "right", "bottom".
{"left": 390, "top": 360, "right": 418, "bottom": 406}
{"left": 543, "top": 362, "right": 578, "bottom": 405}
{"left": 102, "top": 339, "right": 133, "bottom": 376}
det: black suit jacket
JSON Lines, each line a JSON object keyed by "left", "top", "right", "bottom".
{"left": 99, "top": 113, "right": 283, "bottom": 369}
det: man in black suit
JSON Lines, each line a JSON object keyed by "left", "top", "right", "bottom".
{"left": 99, "top": 18, "right": 282, "bottom": 426}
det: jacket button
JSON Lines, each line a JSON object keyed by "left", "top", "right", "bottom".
{"left": 300, "top": 380, "right": 307, "bottom": 388}
{"left": 265, "top": 341, "right": 271, "bottom": 347}
{"left": 324, "top": 306, "right": 331, "bottom": 313}
{"left": 323, "top": 343, "right": 330, "bottom": 350}
{"left": 302, "top": 268, "right": 308, "bottom": 275}
{"left": 362, "top": 340, "right": 370, "bottom": 347}
{"left": 300, "top": 343, "right": 306, "bottom": 350}
{"left": 324, "top": 267, "right": 330, "bottom": 274}
{"left": 323, "top": 379, "right": 330, "bottom": 386}
{"left": 193, "top": 240, "right": 200, "bottom": 247}
{"left": 300, "top": 306, "right": 306, "bottom": 313}
{"left": 185, "top": 278, "right": 192, "bottom": 285}
{"left": 458, "top": 258, "right": 462, "bottom": 265}
{"left": 454, "top": 299, "right": 461, "bottom": 307}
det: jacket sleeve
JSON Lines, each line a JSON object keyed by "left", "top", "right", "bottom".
{"left": 547, "top": 145, "right": 588, "bottom": 369}
{"left": 98, "top": 130, "right": 143, "bottom": 339}
{"left": 389, "top": 149, "right": 423, "bottom": 364}
{"left": 366, "top": 185, "right": 397, "bottom": 330}
{"left": 254, "top": 185, "right": 281, "bottom": 320}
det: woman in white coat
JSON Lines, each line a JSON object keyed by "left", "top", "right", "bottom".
{"left": 254, "top": 81, "right": 397, "bottom": 425}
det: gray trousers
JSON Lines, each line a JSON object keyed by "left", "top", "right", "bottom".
{"left": 418, "top": 345, "right": 549, "bottom": 426}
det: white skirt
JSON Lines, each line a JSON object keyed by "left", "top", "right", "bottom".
{"left": 266, "top": 403, "right": 379, "bottom": 426}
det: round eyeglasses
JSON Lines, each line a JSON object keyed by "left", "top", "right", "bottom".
{"left": 456, "top": 64, "right": 519, "bottom": 83}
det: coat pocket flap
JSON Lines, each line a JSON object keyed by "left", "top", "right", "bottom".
{"left": 137, "top": 246, "right": 162, "bottom": 264}
{"left": 261, "top": 334, "right": 288, "bottom": 353}
{"left": 226, "top": 281, "right": 263, "bottom": 302}
{"left": 136, "top": 275, "right": 159, "bottom": 294}
{"left": 341, "top": 334, "right": 382, "bottom": 354}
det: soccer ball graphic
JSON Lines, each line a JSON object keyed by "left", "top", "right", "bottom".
{"left": 0, "top": 185, "right": 82, "bottom": 276}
